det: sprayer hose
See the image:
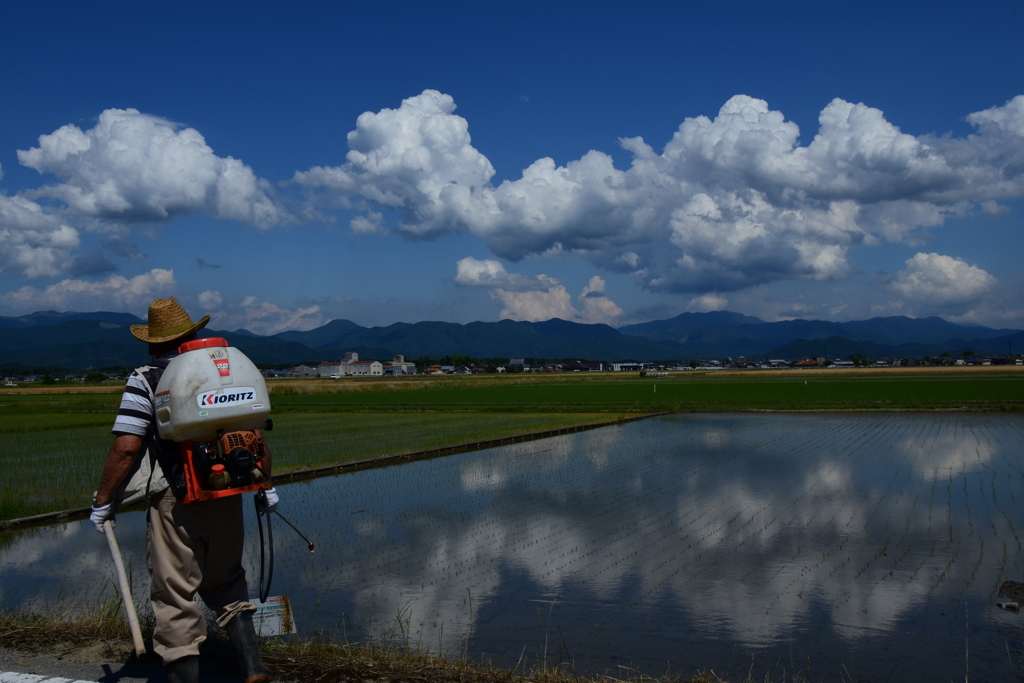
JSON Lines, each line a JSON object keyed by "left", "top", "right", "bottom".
{"left": 255, "top": 488, "right": 274, "bottom": 603}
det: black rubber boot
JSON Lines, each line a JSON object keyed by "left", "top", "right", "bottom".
{"left": 165, "top": 654, "right": 199, "bottom": 683}
{"left": 225, "top": 611, "right": 272, "bottom": 683}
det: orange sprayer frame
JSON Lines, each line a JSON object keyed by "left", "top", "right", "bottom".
{"left": 179, "top": 441, "right": 268, "bottom": 504}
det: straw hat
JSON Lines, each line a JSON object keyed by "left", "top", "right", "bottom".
{"left": 130, "top": 297, "right": 210, "bottom": 344}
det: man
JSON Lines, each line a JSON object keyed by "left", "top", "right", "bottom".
{"left": 90, "top": 297, "right": 278, "bottom": 683}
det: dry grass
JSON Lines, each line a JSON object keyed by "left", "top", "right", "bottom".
{"left": 0, "top": 385, "right": 123, "bottom": 395}
{"left": 0, "top": 606, "right": 834, "bottom": 683}
{"left": 0, "top": 599, "right": 136, "bottom": 654}
{"left": 258, "top": 636, "right": 736, "bottom": 683}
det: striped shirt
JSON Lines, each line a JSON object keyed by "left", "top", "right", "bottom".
{"left": 111, "top": 354, "right": 175, "bottom": 437}
{"left": 112, "top": 370, "right": 154, "bottom": 436}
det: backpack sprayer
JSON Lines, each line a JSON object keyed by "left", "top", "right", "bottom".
{"left": 154, "top": 337, "right": 313, "bottom": 599}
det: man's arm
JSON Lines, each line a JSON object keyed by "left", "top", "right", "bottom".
{"left": 93, "top": 434, "right": 145, "bottom": 507}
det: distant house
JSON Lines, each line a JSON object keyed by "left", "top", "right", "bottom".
{"left": 562, "top": 361, "right": 602, "bottom": 372}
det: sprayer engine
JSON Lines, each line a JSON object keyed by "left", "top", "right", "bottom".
{"left": 179, "top": 429, "right": 270, "bottom": 503}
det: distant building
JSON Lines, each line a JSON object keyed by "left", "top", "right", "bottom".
{"left": 318, "top": 361, "right": 344, "bottom": 378}
{"left": 348, "top": 360, "right": 384, "bottom": 376}
{"left": 386, "top": 355, "right": 416, "bottom": 375}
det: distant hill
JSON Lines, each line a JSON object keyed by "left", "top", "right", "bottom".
{"left": 275, "top": 318, "right": 365, "bottom": 348}
{"left": 619, "top": 311, "right": 1023, "bottom": 359}
{"left": 0, "top": 309, "right": 1020, "bottom": 370}
{"left": 270, "top": 318, "right": 682, "bottom": 361}
{"left": 0, "top": 310, "right": 145, "bottom": 329}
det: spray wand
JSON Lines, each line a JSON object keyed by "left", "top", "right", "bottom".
{"left": 255, "top": 488, "right": 314, "bottom": 602}
{"left": 273, "top": 509, "right": 315, "bottom": 552}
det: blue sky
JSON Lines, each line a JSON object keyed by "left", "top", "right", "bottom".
{"left": 1, "top": 1, "right": 1022, "bottom": 334}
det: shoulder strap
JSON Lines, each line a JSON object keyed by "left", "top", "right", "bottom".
{"left": 138, "top": 358, "right": 188, "bottom": 499}
{"left": 136, "top": 358, "right": 170, "bottom": 396}
{"left": 113, "top": 360, "right": 174, "bottom": 508}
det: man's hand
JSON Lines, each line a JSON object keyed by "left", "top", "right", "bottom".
{"left": 90, "top": 503, "right": 114, "bottom": 533}
{"left": 257, "top": 487, "right": 279, "bottom": 513}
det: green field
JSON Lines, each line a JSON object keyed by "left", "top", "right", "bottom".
{"left": 269, "top": 369, "right": 1023, "bottom": 412}
{"left": 0, "top": 408, "right": 623, "bottom": 520}
{"left": 1, "top": 368, "right": 1020, "bottom": 521}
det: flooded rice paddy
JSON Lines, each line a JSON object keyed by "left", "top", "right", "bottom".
{"left": 3, "top": 413, "right": 1024, "bottom": 680}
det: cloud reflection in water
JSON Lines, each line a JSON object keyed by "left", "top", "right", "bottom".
{"left": 2, "top": 414, "right": 1022, "bottom": 680}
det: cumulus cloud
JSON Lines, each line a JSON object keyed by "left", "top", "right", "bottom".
{"left": 455, "top": 258, "right": 622, "bottom": 324}
{"left": 493, "top": 285, "right": 578, "bottom": 322}
{"left": 297, "top": 91, "right": 1024, "bottom": 295}
{"left": 888, "top": 252, "right": 996, "bottom": 307}
{"left": 18, "top": 108, "right": 288, "bottom": 228}
{"left": 454, "top": 257, "right": 558, "bottom": 291}
{"left": 687, "top": 293, "right": 729, "bottom": 313}
{"left": 201, "top": 295, "right": 324, "bottom": 335}
{"left": 197, "top": 290, "right": 223, "bottom": 309}
{"left": 0, "top": 193, "right": 80, "bottom": 278}
{"left": 350, "top": 211, "right": 387, "bottom": 234}
{"left": 0, "top": 268, "right": 175, "bottom": 312}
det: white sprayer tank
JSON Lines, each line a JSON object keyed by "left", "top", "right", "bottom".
{"left": 154, "top": 337, "right": 272, "bottom": 443}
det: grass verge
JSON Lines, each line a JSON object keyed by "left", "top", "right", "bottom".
{"left": 0, "top": 606, "right": 750, "bottom": 683}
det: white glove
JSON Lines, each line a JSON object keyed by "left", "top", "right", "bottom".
{"left": 90, "top": 502, "right": 114, "bottom": 533}
{"left": 264, "top": 487, "right": 279, "bottom": 513}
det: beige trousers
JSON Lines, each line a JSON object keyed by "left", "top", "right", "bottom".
{"left": 147, "top": 488, "right": 256, "bottom": 663}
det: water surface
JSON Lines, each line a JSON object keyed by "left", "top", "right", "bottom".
{"left": 3, "top": 414, "right": 1024, "bottom": 681}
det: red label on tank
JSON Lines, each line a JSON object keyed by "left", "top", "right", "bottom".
{"left": 214, "top": 359, "right": 231, "bottom": 376}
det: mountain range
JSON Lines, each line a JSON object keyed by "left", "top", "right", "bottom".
{"left": 0, "top": 309, "right": 1021, "bottom": 371}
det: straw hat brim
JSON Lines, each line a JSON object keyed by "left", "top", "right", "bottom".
{"left": 130, "top": 315, "right": 210, "bottom": 344}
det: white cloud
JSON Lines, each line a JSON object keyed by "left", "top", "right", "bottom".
{"left": 293, "top": 90, "right": 495, "bottom": 238}
{"left": 889, "top": 252, "right": 996, "bottom": 307}
{"left": 454, "top": 257, "right": 558, "bottom": 291}
{"left": 457, "top": 259, "right": 622, "bottom": 325}
{"left": 200, "top": 296, "right": 324, "bottom": 335}
{"left": 0, "top": 194, "right": 80, "bottom": 278}
{"left": 297, "top": 91, "right": 1024, "bottom": 295}
{"left": 198, "top": 290, "right": 223, "bottom": 309}
{"left": 580, "top": 275, "right": 605, "bottom": 297}
{"left": 493, "top": 285, "right": 577, "bottom": 323}
{"left": 0, "top": 268, "right": 175, "bottom": 312}
{"left": 687, "top": 293, "right": 729, "bottom": 313}
{"left": 616, "top": 251, "right": 640, "bottom": 268}
{"left": 349, "top": 211, "right": 387, "bottom": 234}
{"left": 18, "top": 108, "right": 288, "bottom": 228}
{"left": 967, "top": 94, "right": 1024, "bottom": 138}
